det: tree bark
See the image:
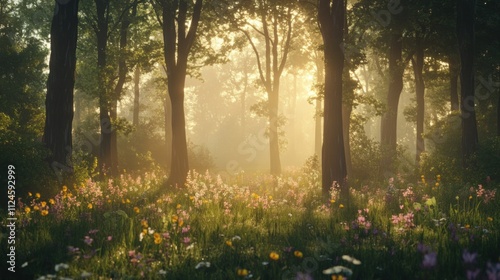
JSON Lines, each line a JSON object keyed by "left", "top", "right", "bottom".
{"left": 318, "top": 0, "right": 347, "bottom": 200}
{"left": 380, "top": 32, "right": 404, "bottom": 177}
{"left": 314, "top": 53, "right": 323, "bottom": 160}
{"left": 133, "top": 65, "right": 140, "bottom": 127}
{"left": 457, "top": 0, "right": 478, "bottom": 166}
{"left": 412, "top": 38, "right": 425, "bottom": 164}
{"left": 43, "top": 0, "right": 79, "bottom": 176}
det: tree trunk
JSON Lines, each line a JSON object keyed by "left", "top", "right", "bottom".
{"left": 342, "top": 102, "right": 352, "bottom": 178}
{"left": 380, "top": 32, "right": 404, "bottom": 177}
{"left": 412, "top": 39, "right": 425, "bottom": 164}
{"left": 314, "top": 54, "right": 324, "bottom": 160}
{"left": 268, "top": 82, "right": 282, "bottom": 175}
{"left": 163, "top": 92, "right": 172, "bottom": 172}
{"left": 457, "top": 0, "right": 478, "bottom": 167}
{"left": 168, "top": 80, "right": 189, "bottom": 187}
{"left": 133, "top": 65, "right": 140, "bottom": 127}
{"left": 449, "top": 54, "right": 460, "bottom": 111}
{"left": 319, "top": 0, "right": 347, "bottom": 200}
{"left": 43, "top": 0, "right": 79, "bottom": 176}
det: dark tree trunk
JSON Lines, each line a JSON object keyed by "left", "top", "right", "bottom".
{"left": 163, "top": 92, "right": 172, "bottom": 172}
{"left": 133, "top": 65, "right": 140, "bottom": 127}
{"left": 457, "top": 0, "right": 478, "bottom": 166}
{"left": 159, "top": 0, "right": 202, "bottom": 187}
{"left": 318, "top": 0, "right": 347, "bottom": 200}
{"left": 380, "top": 32, "right": 404, "bottom": 177}
{"left": 95, "top": 0, "right": 112, "bottom": 175}
{"left": 43, "top": 0, "right": 79, "bottom": 176}
{"left": 412, "top": 38, "right": 425, "bottom": 163}
{"left": 342, "top": 101, "right": 352, "bottom": 178}
{"left": 449, "top": 54, "right": 460, "bottom": 111}
{"left": 268, "top": 82, "right": 282, "bottom": 175}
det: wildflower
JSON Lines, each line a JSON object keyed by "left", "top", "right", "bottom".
{"left": 269, "top": 251, "right": 280, "bottom": 261}
{"left": 466, "top": 269, "right": 481, "bottom": 280}
{"left": 87, "top": 203, "right": 93, "bottom": 209}
{"left": 487, "top": 217, "right": 493, "bottom": 222}
{"left": 232, "top": 235, "right": 241, "bottom": 241}
{"left": 49, "top": 199, "right": 55, "bottom": 205}
{"left": 462, "top": 250, "right": 478, "bottom": 264}
{"left": 141, "top": 219, "right": 148, "bottom": 228}
{"left": 294, "top": 250, "right": 303, "bottom": 258}
{"left": 41, "top": 210, "right": 49, "bottom": 216}
{"left": 342, "top": 255, "right": 361, "bottom": 265}
{"left": 36, "top": 193, "right": 41, "bottom": 198}
{"left": 107, "top": 236, "right": 112, "bottom": 241}
{"left": 486, "top": 261, "right": 500, "bottom": 280}
{"left": 469, "top": 195, "right": 473, "bottom": 200}
{"left": 21, "top": 262, "right": 28, "bottom": 268}
{"left": 339, "top": 204, "right": 344, "bottom": 209}
{"left": 54, "top": 263, "right": 69, "bottom": 272}
{"left": 331, "top": 275, "right": 344, "bottom": 280}
{"left": 323, "top": 266, "right": 353, "bottom": 277}
{"left": 195, "top": 261, "right": 211, "bottom": 269}
{"left": 465, "top": 224, "right": 471, "bottom": 229}
{"left": 178, "top": 219, "right": 184, "bottom": 227}
{"left": 237, "top": 268, "right": 249, "bottom": 277}
{"left": 422, "top": 252, "right": 437, "bottom": 269}
{"left": 154, "top": 233, "right": 162, "bottom": 244}
{"left": 176, "top": 204, "right": 181, "bottom": 209}
{"left": 126, "top": 199, "right": 131, "bottom": 203}
{"left": 41, "top": 201, "right": 47, "bottom": 207}
{"left": 134, "top": 207, "right": 140, "bottom": 213}
{"left": 24, "top": 207, "right": 31, "bottom": 214}
{"left": 182, "top": 237, "right": 191, "bottom": 244}
{"left": 83, "top": 236, "right": 93, "bottom": 246}
{"left": 28, "top": 192, "right": 32, "bottom": 197}
{"left": 62, "top": 186, "right": 68, "bottom": 192}
{"left": 226, "top": 240, "right": 233, "bottom": 247}
{"left": 33, "top": 205, "right": 40, "bottom": 211}
{"left": 171, "top": 215, "right": 178, "bottom": 223}
{"left": 435, "top": 182, "right": 440, "bottom": 188}
{"left": 295, "top": 272, "right": 313, "bottom": 280}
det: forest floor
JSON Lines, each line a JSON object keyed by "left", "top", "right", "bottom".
{"left": 2, "top": 167, "right": 500, "bottom": 280}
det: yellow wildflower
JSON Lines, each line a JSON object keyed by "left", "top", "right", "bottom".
{"left": 41, "top": 201, "right": 47, "bottom": 207}
{"left": 435, "top": 182, "right": 440, "bottom": 188}
{"left": 226, "top": 240, "right": 233, "bottom": 247}
{"left": 487, "top": 217, "right": 493, "bottom": 222}
{"left": 154, "top": 233, "right": 162, "bottom": 244}
{"left": 62, "top": 186, "right": 67, "bottom": 192}
{"left": 35, "top": 193, "right": 41, "bottom": 199}
{"left": 294, "top": 250, "right": 303, "bottom": 258}
{"left": 171, "top": 215, "right": 178, "bottom": 223}
{"left": 465, "top": 224, "right": 470, "bottom": 229}
{"left": 141, "top": 219, "right": 148, "bottom": 228}
{"left": 332, "top": 275, "right": 344, "bottom": 280}
{"left": 134, "top": 207, "right": 140, "bottom": 214}
{"left": 330, "top": 199, "right": 336, "bottom": 204}
{"left": 178, "top": 219, "right": 184, "bottom": 227}
{"left": 237, "top": 268, "right": 249, "bottom": 277}
{"left": 469, "top": 195, "right": 473, "bottom": 200}
{"left": 49, "top": 199, "right": 55, "bottom": 205}
{"left": 41, "top": 209, "right": 49, "bottom": 216}
{"left": 33, "top": 205, "right": 40, "bottom": 211}
{"left": 28, "top": 192, "right": 32, "bottom": 197}
{"left": 24, "top": 207, "right": 31, "bottom": 214}
{"left": 126, "top": 199, "right": 131, "bottom": 204}
{"left": 87, "top": 203, "right": 93, "bottom": 209}
{"left": 269, "top": 251, "right": 280, "bottom": 261}
{"left": 176, "top": 204, "right": 181, "bottom": 209}
{"left": 339, "top": 204, "right": 344, "bottom": 209}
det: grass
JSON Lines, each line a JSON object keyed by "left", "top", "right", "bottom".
{"left": 1, "top": 168, "right": 499, "bottom": 280}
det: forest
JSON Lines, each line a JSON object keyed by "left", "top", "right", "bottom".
{"left": 0, "top": 0, "right": 499, "bottom": 279}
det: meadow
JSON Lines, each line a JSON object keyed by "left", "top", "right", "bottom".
{"left": 2, "top": 163, "right": 499, "bottom": 280}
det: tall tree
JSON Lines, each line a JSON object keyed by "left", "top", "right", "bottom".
{"left": 153, "top": 0, "right": 203, "bottom": 187}
{"left": 234, "top": 0, "right": 295, "bottom": 175}
{"left": 457, "top": 0, "right": 478, "bottom": 166}
{"left": 318, "top": 0, "right": 347, "bottom": 199}
{"left": 43, "top": 0, "right": 79, "bottom": 175}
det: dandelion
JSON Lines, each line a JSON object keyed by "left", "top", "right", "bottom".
{"left": 49, "top": 199, "right": 55, "bottom": 205}
{"left": 41, "top": 210, "right": 49, "bottom": 216}
{"left": 33, "top": 205, "right": 40, "bottom": 211}
{"left": 41, "top": 201, "right": 47, "bottom": 207}
{"left": 171, "top": 215, "right": 178, "bottom": 223}
{"left": 269, "top": 251, "right": 280, "bottom": 261}
{"left": 87, "top": 203, "right": 93, "bottom": 209}
{"left": 24, "top": 207, "right": 31, "bottom": 214}
{"left": 237, "top": 268, "right": 249, "bottom": 277}
{"left": 62, "top": 186, "right": 68, "bottom": 192}
{"left": 134, "top": 207, "right": 140, "bottom": 213}
{"left": 83, "top": 236, "right": 93, "bottom": 246}
{"left": 294, "top": 250, "right": 303, "bottom": 258}
{"left": 35, "top": 193, "right": 41, "bottom": 198}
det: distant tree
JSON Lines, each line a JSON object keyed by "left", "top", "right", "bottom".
{"left": 318, "top": 0, "right": 347, "bottom": 199}
{"left": 43, "top": 0, "right": 80, "bottom": 175}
